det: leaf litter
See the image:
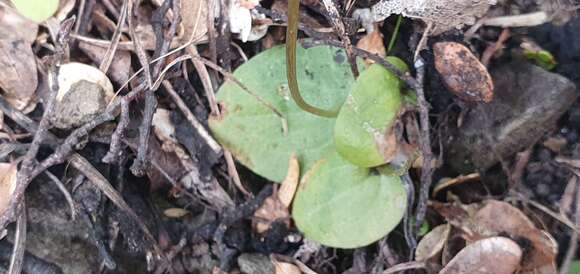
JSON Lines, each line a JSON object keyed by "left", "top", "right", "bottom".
{"left": 0, "top": 0, "right": 579, "bottom": 273}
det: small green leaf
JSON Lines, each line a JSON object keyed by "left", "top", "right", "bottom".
{"left": 419, "top": 221, "right": 430, "bottom": 236}
{"left": 11, "top": 0, "right": 58, "bottom": 23}
{"left": 524, "top": 49, "right": 557, "bottom": 70}
{"left": 334, "top": 57, "right": 409, "bottom": 167}
{"left": 209, "top": 44, "right": 358, "bottom": 182}
{"left": 292, "top": 150, "right": 406, "bottom": 248}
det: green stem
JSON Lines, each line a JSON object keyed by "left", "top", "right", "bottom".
{"left": 387, "top": 15, "right": 403, "bottom": 53}
{"left": 286, "top": 0, "right": 338, "bottom": 118}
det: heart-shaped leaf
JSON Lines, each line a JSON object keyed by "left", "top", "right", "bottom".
{"left": 292, "top": 151, "right": 406, "bottom": 248}
{"left": 209, "top": 44, "right": 357, "bottom": 182}
{"left": 334, "top": 58, "right": 408, "bottom": 167}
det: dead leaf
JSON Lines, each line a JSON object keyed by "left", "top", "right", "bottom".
{"left": 134, "top": 23, "right": 160, "bottom": 50}
{"left": 433, "top": 42, "right": 494, "bottom": 103}
{"left": 356, "top": 27, "right": 385, "bottom": 65}
{"left": 433, "top": 173, "right": 480, "bottom": 196}
{"left": 163, "top": 208, "right": 190, "bottom": 218}
{"left": 430, "top": 201, "right": 479, "bottom": 237}
{"left": 415, "top": 224, "right": 451, "bottom": 261}
{"left": 439, "top": 237, "right": 522, "bottom": 274}
{"left": 0, "top": 5, "right": 39, "bottom": 111}
{"left": 253, "top": 195, "right": 289, "bottom": 233}
{"left": 253, "top": 155, "right": 299, "bottom": 233}
{"left": 78, "top": 41, "right": 132, "bottom": 85}
{"left": 472, "top": 200, "right": 558, "bottom": 270}
{"left": 179, "top": 0, "right": 214, "bottom": 44}
{"left": 370, "top": 0, "right": 495, "bottom": 34}
{"left": 0, "top": 163, "right": 18, "bottom": 216}
{"left": 542, "top": 137, "right": 567, "bottom": 153}
{"left": 272, "top": 257, "right": 302, "bottom": 274}
{"left": 152, "top": 108, "right": 179, "bottom": 151}
{"left": 278, "top": 154, "right": 300, "bottom": 207}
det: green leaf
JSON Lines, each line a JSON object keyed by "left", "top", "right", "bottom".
{"left": 209, "top": 44, "right": 407, "bottom": 248}
{"left": 292, "top": 150, "right": 406, "bottom": 248}
{"left": 11, "top": 0, "right": 58, "bottom": 23}
{"left": 571, "top": 261, "right": 580, "bottom": 273}
{"left": 334, "top": 57, "right": 409, "bottom": 167}
{"left": 209, "top": 44, "right": 357, "bottom": 182}
{"left": 524, "top": 49, "right": 557, "bottom": 70}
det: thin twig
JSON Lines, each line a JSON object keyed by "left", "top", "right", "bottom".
{"left": 8, "top": 201, "right": 26, "bottom": 274}
{"left": 127, "top": 0, "right": 153, "bottom": 88}
{"left": 302, "top": 39, "right": 418, "bottom": 88}
{"left": 161, "top": 80, "right": 223, "bottom": 157}
{"left": 559, "top": 176, "right": 580, "bottom": 274}
{"left": 130, "top": 0, "right": 180, "bottom": 176}
{"left": 4, "top": 17, "right": 75, "bottom": 229}
{"left": 45, "top": 171, "right": 76, "bottom": 220}
{"left": 188, "top": 45, "right": 219, "bottom": 114}
{"left": 127, "top": 0, "right": 157, "bottom": 176}
{"left": 102, "top": 97, "right": 130, "bottom": 163}
{"left": 319, "top": 0, "right": 359, "bottom": 78}
{"left": 0, "top": 97, "right": 163, "bottom": 257}
{"left": 99, "top": 0, "right": 128, "bottom": 73}
{"left": 412, "top": 57, "right": 433, "bottom": 233}
{"left": 192, "top": 55, "right": 288, "bottom": 127}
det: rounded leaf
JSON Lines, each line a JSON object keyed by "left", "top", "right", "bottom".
{"left": 209, "top": 44, "right": 358, "bottom": 182}
{"left": 440, "top": 237, "right": 522, "bottom": 274}
{"left": 415, "top": 224, "right": 451, "bottom": 261}
{"left": 11, "top": 0, "right": 59, "bottom": 22}
{"left": 292, "top": 151, "right": 407, "bottom": 248}
{"left": 334, "top": 57, "right": 408, "bottom": 167}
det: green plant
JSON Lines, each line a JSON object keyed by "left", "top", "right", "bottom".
{"left": 524, "top": 49, "right": 557, "bottom": 71}
{"left": 209, "top": 44, "right": 411, "bottom": 248}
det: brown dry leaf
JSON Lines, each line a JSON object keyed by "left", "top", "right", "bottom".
{"left": 272, "top": 257, "right": 302, "bottom": 274}
{"left": 278, "top": 154, "right": 300, "bottom": 207}
{"left": 371, "top": 0, "right": 495, "bottom": 34}
{"left": 152, "top": 108, "right": 179, "bottom": 151}
{"left": 134, "top": 23, "right": 161, "bottom": 50}
{"left": 439, "top": 237, "right": 522, "bottom": 274}
{"left": 472, "top": 200, "right": 558, "bottom": 270}
{"left": 179, "top": 0, "right": 213, "bottom": 44}
{"left": 78, "top": 41, "right": 132, "bottom": 85}
{"left": 430, "top": 200, "right": 480, "bottom": 237}
{"left": 253, "top": 155, "right": 299, "bottom": 233}
{"left": 433, "top": 42, "right": 494, "bottom": 103}
{"left": 542, "top": 137, "right": 567, "bottom": 153}
{"left": 356, "top": 27, "right": 386, "bottom": 65}
{"left": 415, "top": 224, "right": 451, "bottom": 262}
{"left": 0, "top": 163, "right": 18, "bottom": 216}
{"left": 0, "top": 5, "right": 39, "bottom": 111}
{"left": 163, "top": 208, "right": 190, "bottom": 218}
{"left": 432, "top": 173, "right": 480, "bottom": 197}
